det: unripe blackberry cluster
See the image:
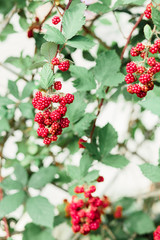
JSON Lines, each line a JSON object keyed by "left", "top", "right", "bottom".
{"left": 32, "top": 81, "right": 74, "bottom": 145}
{"left": 144, "top": 3, "right": 153, "bottom": 19}
{"left": 51, "top": 57, "right": 70, "bottom": 72}
{"left": 65, "top": 183, "right": 110, "bottom": 235}
{"left": 154, "top": 226, "right": 160, "bottom": 240}
{"left": 125, "top": 40, "right": 160, "bottom": 98}
{"left": 52, "top": 16, "right": 61, "bottom": 25}
{"left": 114, "top": 206, "right": 123, "bottom": 219}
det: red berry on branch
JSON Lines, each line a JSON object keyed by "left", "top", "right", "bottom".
{"left": 51, "top": 57, "right": 60, "bottom": 65}
{"left": 114, "top": 206, "right": 123, "bottom": 219}
{"left": 37, "top": 127, "right": 49, "bottom": 137}
{"left": 153, "top": 225, "right": 160, "bottom": 240}
{"left": 74, "top": 186, "right": 84, "bottom": 193}
{"left": 51, "top": 95, "right": 60, "bottom": 103}
{"left": 54, "top": 81, "right": 62, "bottom": 90}
{"left": 65, "top": 93, "right": 74, "bottom": 104}
{"left": 60, "top": 118, "right": 70, "bottom": 128}
{"left": 147, "top": 57, "right": 156, "bottom": 67}
{"left": 52, "top": 16, "right": 61, "bottom": 25}
{"left": 43, "top": 137, "right": 51, "bottom": 145}
{"left": 97, "top": 176, "right": 104, "bottom": 182}
{"left": 132, "top": 84, "right": 141, "bottom": 94}
{"left": 125, "top": 73, "right": 136, "bottom": 84}
{"left": 50, "top": 110, "right": 61, "bottom": 121}
{"left": 127, "top": 85, "right": 134, "bottom": 94}
{"left": 137, "top": 66, "right": 145, "bottom": 74}
{"left": 27, "top": 29, "right": 33, "bottom": 38}
{"left": 130, "top": 47, "right": 140, "bottom": 57}
{"left": 137, "top": 91, "right": 147, "bottom": 98}
{"left": 139, "top": 74, "right": 151, "bottom": 84}
{"left": 58, "top": 60, "right": 70, "bottom": 72}
{"left": 126, "top": 62, "right": 137, "bottom": 73}
{"left": 149, "top": 45, "right": 158, "bottom": 54}
{"left": 136, "top": 42, "right": 145, "bottom": 51}
{"left": 144, "top": 3, "right": 152, "bottom": 19}
{"left": 34, "top": 112, "right": 44, "bottom": 124}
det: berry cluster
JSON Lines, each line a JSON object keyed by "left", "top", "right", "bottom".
{"left": 154, "top": 226, "right": 160, "bottom": 240}
{"left": 32, "top": 81, "right": 74, "bottom": 145}
{"left": 51, "top": 57, "right": 70, "bottom": 72}
{"left": 52, "top": 16, "right": 61, "bottom": 25}
{"left": 144, "top": 3, "right": 152, "bottom": 19}
{"left": 125, "top": 40, "right": 160, "bottom": 98}
{"left": 114, "top": 206, "right": 123, "bottom": 219}
{"left": 65, "top": 182, "right": 110, "bottom": 235}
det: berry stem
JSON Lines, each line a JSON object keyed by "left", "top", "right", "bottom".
{"left": 40, "top": 1, "right": 55, "bottom": 28}
{"left": 90, "top": 87, "right": 110, "bottom": 141}
{"left": 120, "top": 13, "right": 144, "bottom": 61}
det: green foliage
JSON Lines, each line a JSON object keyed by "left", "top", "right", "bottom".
{"left": 41, "top": 42, "right": 57, "bottom": 62}
{"left": 26, "top": 196, "right": 54, "bottom": 228}
{"left": 67, "top": 35, "right": 95, "bottom": 50}
{"left": 144, "top": 24, "right": 152, "bottom": 40}
{"left": 40, "top": 63, "right": 55, "bottom": 89}
{"left": 44, "top": 25, "right": 65, "bottom": 44}
{"left": 102, "top": 154, "right": 129, "bottom": 168}
{"left": 23, "top": 223, "right": 54, "bottom": 240}
{"left": 152, "top": 7, "right": 160, "bottom": 30}
{"left": 140, "top": 163, "right": 160, "bottom": 182}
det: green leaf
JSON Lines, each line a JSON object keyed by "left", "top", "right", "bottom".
{"left": 74, "top": 113, "right": 96, "bottom": 136}
{"left": 152, "top": 7, "right": 160, "bottom": 30}
{"left": 88, "top": 1, "right": 111, "bottom": 14}
{"left": 43, "top": 25, "right": 65, "bottom": 44}
{"left": 144, "top": 24, "right": 152, "bottom": 40}
{"left": 0, "top": 191, "right": 26, "bottom": 218}
{"left": 124, "top": 211, "right": 155, "bottom": 235}
{"left": 67, "top": 35, "right": 95, "bottom": 50}
{"left": 28, "top": 166, "right": 56, "bottom": 189}
{"left": 19, "top": 102, "right": 34, "bottom": 119}
{"left": 14, "top": 163, "right": 28, "bottom": 187}
{"left": 26, "top": 196, "right": 54, "bottom": 228}
{"left": 140, "top": 163, "right": 160, "bottom": 182}
{"left": 41, "top": 42, "right": 57, "bottom": 62}
{"left": 66, "top": 92, "right": 87, "bottom": 123}
{"left": 0, "top": 24, "right": 16, "bottom": 41}
{"left": 0, "top": 177, "right": 23, "bottom": 191}
{"left": 0, "top": 118, "right": 10, "bottom": 133}
{"left": 19, "top": 17, "right": 29, "bottom": 30}
{"left": 23, "top": 223, "right": 54, "bottom": 240}
{"left": 8, "top": 80, "right": 19, "bottom": 99}
{"left": 21, "top": 82, "right": 35, "bottom": 99}
{"left": 0, "top": 97, "right": 14, "bottom": 106}
{"left": 40, "top": 63, "right": 55, "bottom": 89}
{"left": 80, "top": 153, "right": 93, "bottom": 177}
{"left": 94, "top": 50, "right": 124, "bottom": 87}
{"left": 102, "top": 154, "right": 129, "bottom": 168}
{"left": 83, "top": 170, "right": 99, "bottom": 183}
{"left": 70, "top": 65, "right": 96, "bottom": 91}
{"left": 99, "top": 123, "right": 118, "bottom": 156}
{"left": 62, "top": 3, "right": 86, "bottom": 39}
{"left": 139, "top": 96, "right": 160, "bottom": 116}
{"left": 67, "top": 165, "right": 81, "bottom": 180}
{"left": 30, "top": 61, "right": 46, "bottom": 70}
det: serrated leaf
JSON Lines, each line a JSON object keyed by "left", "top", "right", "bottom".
{"left": 67, "top": 35, "right": 95, "bottom": 50}
{"left": 140, "top": 163, "right": 160, "bottom": 182}
{"left": 94, "top": 50, "right": 124, "bottom": 87}
{"left": 144, "top": 24, "right": 152, "bottom": 40}
{"left": 28, "top": 166, "right": 56, "bottom": 189}
{"left": 41, "top": 42, "right": 57, "bottom": 62}
{"left": 139, "top": 96, "right": 160, "bottom": 116}
{"left": 8, "top": 80, "right": 19, "bottom": 99}
{"left": 0, "top": 191, "right": 26, "bottom": 218}
{"left": 0, "top": 24, "right": 16, "bottom": 41}
{"left": 0, "top": 118, "right": 10, "bottom": 132}
{"left": 14, "top": 163, "right": 28, "bottom": 187}
{"left": 23, "top": 223, "right": 54, "bottom": 240}
{"left": 21, "top": 82, "right": 35, "bottom": 99}
{"left": 0, "top": 177, "right": 23, "bottom": 191}
{"left": 102, "top": 154, "right": 129, "bottom": 168}
{"left": 80, "top": 153, "right": 93, "bottom": 177}
{"left": 67, "top": 165, "right": 81, "bottom": 180}
{"left": 124, "top": 211, "right": 155, "bottom": 235}
{"left": 62, "top": 3, "right": 86, "bottom": 39}
{"left": 74, "top": 113, "right": 95, "bottom": 136}
{"left": 40, "top": 63, "right": 55, "bottom": 89}
{"left": 88, "top": 1, "right": 111, "bottom": 14}
{"left": 0, "top": 97, "right": 15, "bottom": 106}
{"left": 70, "top": 65, "right": 96, "bottom": 91}
{"left": 43, "top": 25, "right": 65, "bottom": 44}
{"left": 19, "top": 17, "right": 29, "bottom": 30}
{"left": 99, "top": 123, "right": 118, "bottom": 156}
{"left": 26, "top": 196, "right": 54, "bottom": 228}
{"left": 152, "top": 7, "right": 160, "bottom": 30}
{"left": 19, "top": 102, "right": 34, "bottom": 119}
{"left": 30, "top": 61, "right": 46, "bottom": 70}
{"left": 83, "top": 170, "right": 99, "bottom": 183}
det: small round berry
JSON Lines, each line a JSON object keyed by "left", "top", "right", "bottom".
{"left": 153, "top": 226, "right": 160, "bottom": 240}
{"left": 90, "top": 221, "right": 100, "bottom": 231}
{"left": 132, "top": 84, "right": 141, "bottom": 94}
{"left": 57, "top": 106, "right": 67, "bottom": 115}
{"left": 72, "top": 224, "right": 80, "bottom": 233}
{"left": 51, "top": 95, "right": 60, "bottom": 103}
{"left": 44, "top": 118, "right": 52, "bottom": 126}
{"left": 34, "top": 112, "right": 44, "bottom": 124}
{"left": 58, "top": 60, "right": 70, "bottom": 72}
{"left": 137, "top": 91, "right": 147, "bottom": 98}
{"left": 130, "top": 47, "right": 139, "bottom": 57}
{"left": 140, "top": 85, "right": 148, "bottom": 93}
{"left": 27, "top": 29, "right": 33, "bottom": 38}
{"left": 37, "top": 127, "right": 49, "bottom": 137}
{"left": 80, "top": 224, "right": 90, "bottom": 235}
{"left": 139, "top": 74, "right": 151, "bottom": 84}
{"left": 140, "top": 51, "right": 148, "bottom": 59}
{"left": 114, "top": 206, "right": 123, "bottom": 219}
{"left": 126, "top": 62, "right": 137, "bottom": 73}
{"left": 89, "top": 185, "right": 96, "bottom": 193}
{"left": 54, "top": 81, "right": 62, "bottom": 90}
{"left": 97, "top": 176, "right": 104, "bottom": 182}
{"left": 137, "top": 66, "right": 145, "bottom": 74}
{"left": 60, "top": 118, "right": 70, "bottom": 128}
{"left": 149, "top": 45, "right": 158, "bottom": 54}
{"left": 56, "top": 127, "right": 62, "bottom": 135}
{"left": 43, "top": 137, "right": 51, "bottom": 145}
{"left": 50, "top": 110, "right": 61, "bottom": 121}
{"left": 43, "top": 109, "right": 51, "bottom": 118}
{"left": 51, "top": 135, "right": 58, "bottom": 141}
{"left": 147, "top": 57, "right": 156, "bottom": 67}
{"left": 147, "top": 81, "right": 154, "bottom": 91}
{"left": 155, "top": 39, "right": 160, "bottom": 48}
{"left": 51, "top": 57, "right": 60, "bottom": 65}
{"left": 136, "top": 42, "right": 145, "bottom": 52}
{"left": 65, "top": 93, "right": 74, "bottom": 104}
{"left": 125, "top": 73, "right": 136, "bottom": 84}
{"left": 52, "top": 16, "right": 61, "bottom": 25}
{"left": 127, "top": 85, "right": 133, "bottom": 94}
{"left": 74, "top": 186, "right": 84, "bottom": 194}
{"left": 144, "top": 3, "right": 152, "bottom": 19}
{"left": 59, "top": 96, "right": 67, "bottom": 106}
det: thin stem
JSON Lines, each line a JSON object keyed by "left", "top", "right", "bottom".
{"left": 0, "top": 5, "right": 17, "bottom": 34}
{"left": 40, "top": 2, "right": 55, "bottom": 28}
{"left": 113, "top": 11, "right": 127, "bottom": 39}
{"left": 120, "top": 13, "right": 144, "bottom": 61}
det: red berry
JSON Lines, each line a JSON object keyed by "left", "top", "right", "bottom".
{"left": 34, "top": 112, "right": 44, "bottom": 124}
{"left": 137, "top": 66, "right": 145, "bottom": 74}
{"left": 54, "top": 81, "right": 62, "bottom": 90}
{"left": 74, "top": 186, "right": 84, "bottom": 194}
{"left": 44, "top": 118, "right": 52, "bottom": 126}
{"left": 43, "top": 109, "right": 51, "bottom": 118}
{"left": 72, "top": 224, "right": 80, "bottom": 233}
{"left": 139, "top": 74, "right": 151, "bottom": 84}
{"left": 90, "top": 221, "right": 100, "bottom": 230}
{"left": 147, "top": 57, "right": 156, "bottom": 66}
{"left": 65, "top": 93, "right": 74, "bottom": 104}
{"left": 37, "top": 127, "right": 49, "bottom": 137}
{"left": 43, "top": 137, "right": 51, "bottom": 145}
{"left": 155, "top": 39, "right": 160, "bottom": 49}
{"left": 137, "top": 91, "right": 147, "bottom": 98}
{"left": 153, "top": 225, "right": 160, "bottom": 240}
{"left": 78, "top": 138, "right": 86, "bottom": 148}
{"left": 149, "top": 45, "right": 158, "bottom": 54}
{"left": 58, "top": 60, "right": 70, "bottom": 72}
{"left": 136, "top": 43, "right": 145, "bottom": 52}
{"left": 78, "top": 209, "right": 86, "bottom": 218}
{"left": 50, "top": 110, "right": 61, "bottom": 121}
{"left": 140, "top": 51, "right": 148, "bottom": 59}
{"left": 132, "top": 84, "right": 141, "bottom": 94}
{"left": 52, "top": 16, "right": 61, "bottom": 25}
{"left": 59, "top": 97, "right": 67, "bottom": 106}
{"left": 97, "top": 176, "right": 104, "bottom": 182}
{"left": 89, "top": 185, "right": 96, "bottom": 193}
{"left": 51, "top": 95, "right": 60, "bottom": 103}
{"left": 80, "top": 224, "right": 90, "bottom": 235}
{"left": 60, "top": 118, "right": 70, "bottom": 128}
{"left": 57, "top": 106, "right": 67, "bottom": 115}
{"left": 144, "top": 3, "right": 152, "bottom": 19}
{"left": 127, "top": 85, "right": 133, "bottom": 94}
{"left": 51, "top": 57, "right": 60, "bottom": 65}
{"left": 35, "top": 17, "right": 39, "bottom": 22}
{"left": 126, "top": 62, "right": 137, "bottom": 73}
{"left": 56, "top": 127, "right": 62, "bottom": 135}
{"left": 147, "top": 81, "right": 154, "bottom": 91}
{"left": 35, "top": 91, "right": 42, "bottom": 99}
{"left": 125, "top": 73, "right": 136, "bottom": 84}
{"left": 114, "top": 206, "right": 123, "bottom": 219}
{"left": 130, "top": 47, "right": 140, "bottom": 57}
{"left": 27, "top": 29, "right": 33, "bottom": 38}
{"left": 51, "top": 135, "right": 58, "bottom": 141}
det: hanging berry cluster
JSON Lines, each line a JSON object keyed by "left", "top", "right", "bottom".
{"left": 32, "top": 81, "right": 74, "bottom": 145}
{"left": 144, "top": 3, "right": 152, "bottom": 19}
{"left": 154, "top": 226, "right": 160, "bottom": 240}
{"left": 65, "top": 180, "right": 110, "bottom": 235}
{"left": 126, "top": 40, "right": 160, "bottom": 98}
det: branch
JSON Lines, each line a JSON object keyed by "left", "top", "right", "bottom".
{"left": 90, "top": 87, "right": 110, "bottom": 140}
{"left": 0, "top": 62, "right": 28, "bottom": 82}
{"left": 40, "top": 2, "right": 55, "bottom": 28}
{"left": 120, "top": 13, "right": 144, "bottom": 60}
